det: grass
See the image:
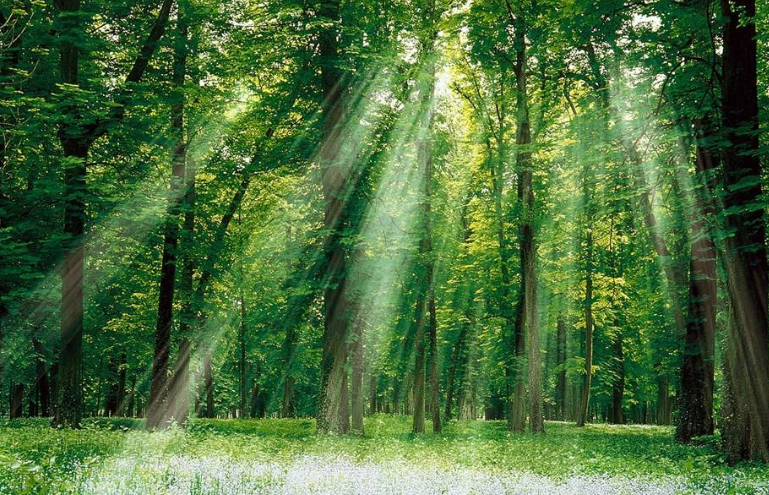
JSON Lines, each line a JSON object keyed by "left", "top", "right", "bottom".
{"left": 0, "top": 415, "right": 768, "bottom": 494}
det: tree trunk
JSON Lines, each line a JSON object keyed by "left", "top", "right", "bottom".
{"left": 10, "top": 383, "right": 24, "bottom": 419}
{"left": 412, "top": 29, "right": 438, "bottom": 434}
{"left": 203, "top": 354, "right": 214, "bottom": 418}
{"left": 147, "top": 8, "right": 188, "bottom": 429}
{"left": 610, "top": 326, "right": 625, "bottom": 424}
{"left": 106, "top": 356, "right": 120, "bottom": 416}
{"left": 52, "top": 0, "right": 173, "bottom": 429}
{"left": 316, "top": 0, "right": 351, "bottom": 435}
{"left": 351, "top": 322, "right": 365, "bottom": 433}
{"left": 368, "top": 374, "right": 377, "bottom": 415}
{"left": 412, "top": 290, "right": 427, "bottom": 434}
{"left": 510, "top": 10, "right": 542, "bottom": 434}
{"left": 720, "top": 0, "right": 769, "bottom": 462}
{"left": 126, "top": 375, "right": 137, "bottom": 417}
{"left": 677, "top": 121, "right": 717, "bottom": 442}
{"left": 576, "top": 220, "right": 594, "bottom": 427}
{"left": 32, "top": 338, "right": 50, "bottom": 417}
{"left": 444, "top": 317, "right": 470, "bottom": 422}
{"left": 423, "top": 69, "right": 440, "bottom": 436}
{"left": 53, "top": 0, "right": 87, "bottom": 429}
{"left": 555, "top": 313, "right": 567, "bottom": 420}
{"left": 238, "top": 289, "right": 247, "bottom": 418}
{"left": 656, "top": 377, "right": 671, "bottom": 425}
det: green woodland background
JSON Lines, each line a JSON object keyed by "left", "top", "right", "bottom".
{"left": 2, "top": 0, "right": 769, "bottom": 488}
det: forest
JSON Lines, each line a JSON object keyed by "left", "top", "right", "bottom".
{"left": 1, "top": 0, "right": 769, "bottom": 493}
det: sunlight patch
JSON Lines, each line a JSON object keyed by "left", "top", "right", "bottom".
{"left": 71, "top": 454, "right": 752, "bottom": 495}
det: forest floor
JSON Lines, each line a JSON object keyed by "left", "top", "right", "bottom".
{"left": 1, "top": 415, "right": 768, "bottom": 494}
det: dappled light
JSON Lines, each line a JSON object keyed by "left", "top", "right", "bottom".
{"left": 1, "top": 0, "right": 769, "bottom": 493}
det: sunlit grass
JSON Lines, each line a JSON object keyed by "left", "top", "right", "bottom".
{"left": 2, "top": 416, "right": 768, "bottom": 494}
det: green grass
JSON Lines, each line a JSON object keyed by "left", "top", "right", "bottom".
{"left": 1, "top": 416, "right": 767, "bottom": 494}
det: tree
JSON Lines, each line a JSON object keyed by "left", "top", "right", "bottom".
{"left": 720, "top": 0, "right": 769, "bottom": 463}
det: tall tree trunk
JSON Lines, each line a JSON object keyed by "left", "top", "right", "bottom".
{"left": 428, "top": 273, "right": 440, "bottom": 433}
{"left": 32, "top": 338, "right": 50, "bottom": 417}
{"left": 351, "top": 320, "right": 365, "bottom": 433}
{"left": 677, "top": 120, "right": 717, "bottom": 442}
{"left": 250, "top": 361, "right": 265, "bottom": 418}
{"left": 316, "top": 0, "right": 351, "bottom": 435}
{"left": 656, "top": 377, "right": 671, "bottom": 425}
{"left": 147, "top": 8, "right": 187, "bottom": 427}
{"left": 610, "top": 325, "right": 625, "bottom": 424}
{"left": 555, "top": 313, "right": 567, "bottom": 420}
{"left": 202, "top": 354, "right": 214, "bottom": 418}
{"left": 444, "top": 317, "right": 470, "bottom": 422}
{"left": 53, "top": 0, "right": 174, "bottom": 428}
{"left": 368, "top": 374, "right": 377, "bottom": 415}
{"left": 167, "top": 180, "right": 194, "bottom": 424}
{"left": 720, "top": 0, "right": 769, "bottom": 462}
{"left": 509, "top": 6, "right": 542, "bottom": 434}
{"left": 106, "top": 356, "right": 120, "bottom": 416}
{"left": 238, "top": 291, "right": 247, "bottom": 418}
{"left": 55, "top": 0, "right": 87, "bottom": 428}
{"left": 126, "top": 375, "right": 137, "bottom": 417}
{"left": 116, "top": 353, "right": 127, "bottom": 415}
{"left": 412, "top": 15, "right": 439, "bottom": 433}
{"left": 576, "top": 215, "right": 594, "bottom": 427}
{"left": 422, "top": 59, "right": 440, "bottom": 436}
{"left": 281, "top": 336, "right": 296, "bottom": 418}
{"left": 412, "top": 290, "right": 427, "bottom": 434}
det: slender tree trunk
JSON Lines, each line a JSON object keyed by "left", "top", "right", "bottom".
{"left": 53, "top": 0, "right": 173, "bottom": 428}
{"left": 57, "top": 3, "right": 88, "bottom": 422}
{"left": 53, "top": 0, "right": 86, "bottom": 429}
{"left": 250, "top": 361, "right": 265, "bottom": 418}
{"left": 555, "top": 313, "right": 567, "bottom": 420}
{"left": 31, "top": 338, "right": 50, "bottom": 417}
{"left": 412, "top": 290, "right": 427, "bottom": 434}
{"left": 423, "top": 77, "right": 440, "bottom": 435}
{"left": 412, "top": 22, "right": 439, "bottom": 434}
{"left": 10, "top": 383, "right": 24, "bottom": 419}
{"left": 351, "top": 321, "right": 365, "bottom": 433}
{"left": 126, "top": 375, "right": 136, "bottom": 417}
{"left": 203, "top": 354, "right": 214, "bottom": 418}
{"left": 720, "top": 0, "right": 769, "bottom": 462}
{"left": 444, "top": 317, "right": 470, "bottom": 422}
{"left": 238, "top": 291, "right": 247, "bottom": 418}
{"left": 656, "top": 377, "right": 671, "bottom": 425}
{"left": 576, "top": 219, "right": 594, "bottom": 427}
{"left": 168, "top": 164, "right": 194, "bottom": 425}
{"left": 368, "top": 374, "right": 377, "bottom": 415}
{"left": 106, "top": 356, "right": 120, "bottom": 416}
{"left": 147, "top": 8, "right": 188, "bottom": 428}
{"left": 610, "top": 325, "right": 625, "bottom": 424}
{"left": 677, "top": 121, "right": 717, "bottom": 442}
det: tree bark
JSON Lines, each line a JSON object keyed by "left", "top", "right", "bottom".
{"left": 576, "top": 216, "right": 594, "bottom": 427}
{"left": 10, "top": 383, "right": 24, "bottom": 419}
{"left": 677, "top": 121, "right": 717, "bottom": 442}
{"left": 239, "top": 291, "right": 247, "bottom": 418}
{"left": 610, "top": 325, "right": 625, "bottom": 424}
{"left": 316, "top": 0, "right": 352, "bottom": 435}
{"left": 147, "top": 7, "right": 188, "bottom": 429}
{"left": 555, "top": 313, "right": 567, "bottom": 420}
{"left": 720, "top": 0, "right": 769, "bottom": 463}
{"left": 53, "top": 0, "right": 174, "bottom": 428}
{"left": 31, "top": 338, "right": 50, "bottom": 417}
{"left": 368, "top": 374, "right": 377, "bottom": 415}
{"left": 351, "top": 320, "right": 365, "bottom": 433}
{"left": 411, "top": 290, "right": 427, "bottom": 434}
